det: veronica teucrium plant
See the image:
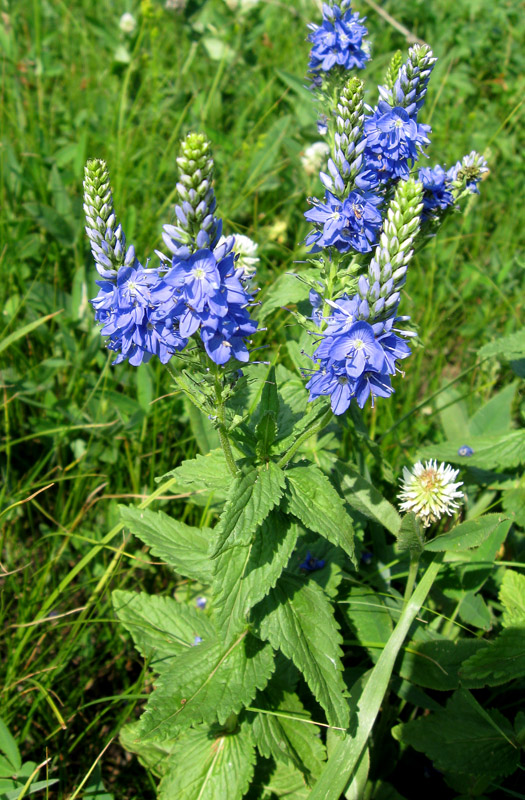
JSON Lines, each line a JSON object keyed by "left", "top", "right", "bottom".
{"left": 84, "top": 2, "right": 488, "bottom": 796}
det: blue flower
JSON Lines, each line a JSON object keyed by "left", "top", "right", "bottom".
{"left": 458, "top": 445, "right": 474, "bottom": 457}
{"left": 196, "top": 596, "right": 207, "bottom": 609}
{"left": 363, "top": 101, "right": 431, "bottom": 185}
{"left": 419, "top": 165, "right": 454, "bottom": 217}
{"left": 299, "top": 551, "right": 326, "bottom": 571}
{"left": 307, "top": 1, "right": 369, "bottom": 79}
{"left": 304, "top": 294, "right": 411, "bottom": 413}
{"left": 305, "top": 190, "right": 382, "bottom": 254}
{"left": 193, "top": 636, "right": 203, "bottom": 645}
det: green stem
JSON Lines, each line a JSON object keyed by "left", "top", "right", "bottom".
{"left": 277, "top": 407, "right": 333, "bottom": 469}
{"left": 214, "top": 376, "right": 239, "bottom": 479}
{"left": 308, "top": 553, "right": 443, "bottom": 800}
{"left": 403, "top": 553, "right": 420, "bottom": 611}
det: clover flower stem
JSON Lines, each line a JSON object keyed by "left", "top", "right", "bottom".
{"left": 277, "top": 407, "right": 333, "bottom": 469}
{"left": 214, "top": 375, "right": 239, "bottom": 479}
{"left": 402, "top": 553, "right": 420, "bottom": 612}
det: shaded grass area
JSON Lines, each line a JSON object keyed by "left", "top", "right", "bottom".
{"left": 0, "top": 0, "right": 523, "bottom": 796}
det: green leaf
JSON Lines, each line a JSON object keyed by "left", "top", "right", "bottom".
{"left": 396, "top": 513, "right": 425, "bottom": 557}
{"left": 261, "top": 760, "right": 309, "bottom": 799}
{"left": 210, "top": 463, "right": 286, "bottom": 558}
{"left": 212, "top": 511, "right": 299, "bottom": 640}
{"left": 253, "top": 572, "right": 349, "bottom": 729}
{"left": 159, "top": 448, "right": 231, "bottom": 507}
{"left": 398, "top": 637, "right": 488, "bottom": 690}
{"left": 392, "top": 690, "right": 519, "bottom": 778}
{"left": 251, "top": 688, "right": 326, "bottom": 780}
{"left": 307, "top": 557, "right": 443, "bottom": 800}
{"left": 460, "top": 627, "right": 525, "bottom": 686}
{"left": 500, "top": 569, "right": 525, "bottom": 627}
{"left": 469, "top": 383, "right": 517, "bottom": 436}
{"left": 158, "top": 723, "right": 255, "bottom": 800}
{"left": 0, "top": 779, "right": 59, "bottom": 799}
{"left": 258, "top": 272, "right": 311, "bottom": 322}
{"left": 138, "top": 632, "right": 274, "bottom": 740}
{"left": 457, "top": 591, "right": 491, "bottom": 630}
{"left": 339, "top": 468, "right": 401, "bottom": 536}
{"left": 425, "top": 514, "right": 510, "bottom": 552}
{"left": 0, "top": 720, "right": 20, "bottom": 773}
{"left": 0, "top": 311, "right": 61, "bottom": 357}
{"left": 120, "top": 506, "right": 212, "bottom": 584}
{"left": 439, "top": 519, "right": 511, "bottom": 596}
{"left": 479, "top": 328, "right": 525, "bottom": 361}
{"left": 343, "top": 587, "right": 394, "bottom": 664}
{"left": 183, "top": 397, "right": 220, "bottom": 454}
{"left": 112, "top": 591, "right": 215, "bottom": 673}
{"left": 417, "top": 430, "right": 525, "bottom": 471}
{"left": 119, "top": 721, "right": 177, "bottom": 778}
{"left": 284, "top": 465, "right": 355, "bottom": 562}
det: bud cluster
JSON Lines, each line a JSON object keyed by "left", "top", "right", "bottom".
{"left": 161, "top": 133, "right": 223, "bottom": 260}
{"left": 83, "top": 160, "right": 136, "bottom": 279}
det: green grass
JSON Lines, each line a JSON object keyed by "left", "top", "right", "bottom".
{"left": 1, "top": 0, "right": 524, "bottom": 796}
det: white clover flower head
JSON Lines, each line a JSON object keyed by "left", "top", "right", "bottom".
{"left": 398, "top": 459, "right": 464, "bottom": 528}
{"left": 224, "top": 0, "right": 260, "bottom": 10}
{"left": 301, "top": 141, "right": 330, "bottom": 176}
{"left": 165, "top": 0, "right": 186, "bottom": 9}
{"left": 119, "top": 12, "right": 137, "bottom": 34}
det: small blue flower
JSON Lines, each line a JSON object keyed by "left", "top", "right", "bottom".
{"left": 196, "top": 596, "right": 207, "bottom": 609}
{"left": 419, "top": 165, "right": 455, "bottom": 217}
{"left": 193, "top": 636, "right": 203, "bottom": 645}
{"left": 458, "top": 445, "right": 474, "bottom": 457}
{"left": 300, "top": 551, "right": 326, "bottom": 572}
{"left": 360, "top": 549, "right": 373, "bottom": 565}
{"left": 305, "top": 190, "right": 382, "bottom": 254}
{"left": 307, "top": 1, "right": 369, "bottom": 80}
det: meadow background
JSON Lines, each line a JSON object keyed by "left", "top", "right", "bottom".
{"left": 0, "top": 0, "right": 524, "bottom": 796}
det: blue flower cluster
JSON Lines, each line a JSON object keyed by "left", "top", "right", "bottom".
{"left": 362, "top": 101, "right": 431, "bottom": 187}
{"left": 418, "top": 152, "right": 488, "bottom": 219}
{"left": 418, "top": 165, "right": 454, "bottom": 218}
{"left": 90, "top": 239, "right": 258, "bottom": 367}
{"left": 305, "top": 294, "right": 412, "bottom": 413}
{"left": 304, "top": 189, "right": 382, "bottom": 253}
{"left": 307, "top": 1, "right": 369, "bottom": 81}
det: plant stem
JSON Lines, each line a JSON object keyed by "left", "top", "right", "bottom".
{"left": 277, "top": 407, "right": 333, "bottom": 469}
{"left": 214, "top": 375, "right": 239, "bottom": 478}
{"left": 403, "top": 553, "right": 420, "bottom": 611}
{"left": 308, "top": 554, "right": 443, "bottom": 800}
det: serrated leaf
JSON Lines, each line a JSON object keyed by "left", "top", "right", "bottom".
{"left": 440, "top": 520, "right": 511, "bottom": 596}
{"left": 258, "top": 271, "right": 311, "bottom": 322}
{"left": 479, "top": 328, "right": 525, "bottom": 361}
{"left": 158, "top": 723, "right": 255, "bottom": 800}
{"left": 251, "top": 687, "right": 326, "bottom": 780}
{"left": 284, "top": 464, "right": 355, "bottom": 562}
{"left": 0, "top": 720, "right": 20, "bottom": 773}
{"left": 112, "top": 591, "right": 215, "bottom": 673}
{"left": 210, "top": 463, "right": 286, "bottom": 558}
{"left": 159, "top": 448, "right": 231, "bottom": 506}
{"left": 425, "top": 514, "right": 510, "bottom": 552}
{"left": 391, "top": 690, "right": 519, "bottom": 778}
{"left": 500, "top": 570, "right": 525, "bottom": 627}
{"left": 343, "top": 587, "right": 394, "bottom": 664}
{"left": 398, "top": 637, "right": 488, "bottom": 690}
{"left": 340, "top": 468, "right": 401, "bottom": 536}
{"left": 212, "top": 511, "right": 299, "bottom": 640}
{"left": 253, "top": 573, "right": 349, "bottom": 729}
{"left": 417, "top": 430, "right": 525, "bottom": 471}
{"left": 460, "top": 627, "right": 525, "bottom": 686}
{"left": 120, "top": 506, "right": 212, "bottom": 583}
{"left": 120, "top": 721, "right": 176, "bottom": 778}
{"left": 261, "top": 760, "right": 309, "bottom": 799}
{"left": 396, "top": 513, "right": 425, "bottom": 557}
{"left": 138, "top": 632, "right": 274, "bottom": 740}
